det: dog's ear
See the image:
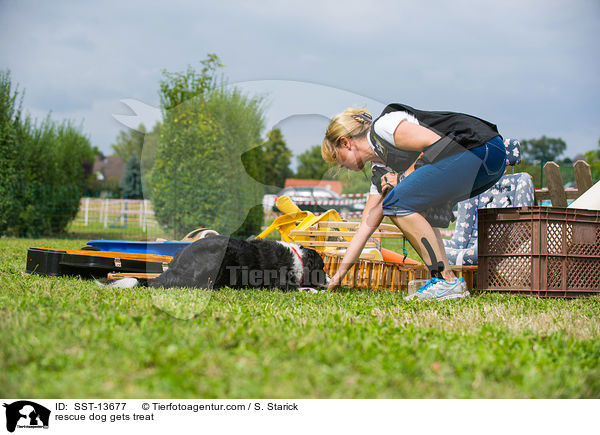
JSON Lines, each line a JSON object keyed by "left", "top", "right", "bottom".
{"left": 302, "top": 249, "right": 327, "bottom": 287}
{"left": 301, "top": 249, "right": 319, "bottom": 270}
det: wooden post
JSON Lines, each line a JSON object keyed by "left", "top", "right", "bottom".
{"left": 84, "top": 197, "right": 89, "bottom": 226}
{"left": 543, "top": 161, "right": 567, "bottom": 207}
{"left": 381, "top": 265, "right": 388, "bottom": 289}
{"left": 103, "top": 199, "right": 109, "bottom": 228}
{"left": 142, "top": 200, "right": 148, "bottom": 232}
{"left": 574, "top": 160, "right": 594, "bottom": 196}
{"left": 358, "top": 263, "right": 365, "bottom": 288}
{"left": 139, "top": 200, "right": 143, "bottom": 227}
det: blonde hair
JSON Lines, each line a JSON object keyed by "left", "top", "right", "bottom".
{"left": 321, "top": 108, "right": 372, "bottom": 162}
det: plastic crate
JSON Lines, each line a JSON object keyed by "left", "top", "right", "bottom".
{"left": 478, "top": 206, "right": 600, "bottom": 298}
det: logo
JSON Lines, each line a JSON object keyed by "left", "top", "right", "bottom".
{"left": 371, "top": 134, "right": 387, "bottom": 160}
{"left": 3, "top": 401, "right": 50, "bottom": 433}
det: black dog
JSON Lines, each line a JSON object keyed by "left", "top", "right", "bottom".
{"left": 110, "top": 236, "right": 329, "bottom": 290}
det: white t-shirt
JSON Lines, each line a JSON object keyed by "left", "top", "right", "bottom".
{"left": 368, "top": 111, "right": 419, "bottom": 195}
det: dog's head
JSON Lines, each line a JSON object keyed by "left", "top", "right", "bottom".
{"left": 300, "top": 248, "right": 330, "bottom": 288}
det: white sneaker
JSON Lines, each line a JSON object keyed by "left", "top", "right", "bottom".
{"left": 404, "top": 277, "right": 470, "bottom": 301}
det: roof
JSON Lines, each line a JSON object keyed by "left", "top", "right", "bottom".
{"left": 284, "top": 178, "right": 342, "bottom": 194}
{"left": 93, "top": 155, "right": 126, "bottom": 181}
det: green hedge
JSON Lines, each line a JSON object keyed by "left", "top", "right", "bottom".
{"left": 149, "top": 90, "right": 266, "bottom": 239}
{"left": 149, "top": 60, "right": 266, "bottom": 239}
{"left": 0, "top": 71, "right": 23, "bottom": 235}
{"left": 0, "top": 70, "right": 94, "bottom": 236}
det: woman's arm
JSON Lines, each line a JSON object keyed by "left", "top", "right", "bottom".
{"left": 388, "top": 121, "right": 440, "bottom": 178}
{"left": 327, "top": 193, "right": 384, "bottom": 291}
{"left": 393, "top": 120, "right": 441, "bottom": 152}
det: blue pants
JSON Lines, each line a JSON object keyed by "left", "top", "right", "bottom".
{"left": 382, "top": 136, "right": 506, "bottom": 216}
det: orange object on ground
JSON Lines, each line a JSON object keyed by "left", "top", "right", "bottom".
{"left": 381, "top": 248, "right": 422, "bottom": 265}
{"left": 31, "top": 247, "right": 173, "bottom": 263}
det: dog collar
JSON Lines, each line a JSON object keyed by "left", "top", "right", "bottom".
{"left": 289, "top": 245, "right": 304, "bottom": 285}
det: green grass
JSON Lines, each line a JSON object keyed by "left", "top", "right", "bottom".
{"left": 2, "top": 235, "right": 600, "bottom": 398}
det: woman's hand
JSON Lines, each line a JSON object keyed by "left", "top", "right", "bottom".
{"left": 327, "top": 194, "right": 384, "bottom": 292}
{"left": 327, "top": 273, "right": 342, "bottom": 291}
{"left": 380, "top": 172, "right": 399, "bottom": 195}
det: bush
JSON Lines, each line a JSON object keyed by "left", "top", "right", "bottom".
{"left": 149, "top": 58, "right": 266, "bottom": 239}
{"left": 203, "top": 86, "right": 265, "bottom": 238}
{"left": 0, "top": 70, "right": 24, "bottom": 235}
{"left": 0, "top": 70, "right": 94, "bottom": 236}
{"left": 150, "top": 100, "right": 229, "bottom": 238}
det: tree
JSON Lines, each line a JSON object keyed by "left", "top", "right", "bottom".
{"left": 140, "top": 122, "right": 161, "bottom": 197}
{"left": 150, "top": 56, "right": 266, "bottom": 238}
{"left": 0, "top": 70, "right": 24, "bottom": 234}
{"left": 0, "top": 70, "right": 94, "bottom": 236}
{"left": 261, "top": 128, "right": 292, "bottom": 189}
{"left": 159, "top": 53, "right": 223, "bottom": 112}
{"left": 111, "top": 124, "right": 146, "bottom": 161}
{"left": 521, "top": 136, "right": 567, "bottom": 164}
{"left": 16, "top": 117, "right": 94, "bottom": 235}
{"left": 583, "top": 142, "right": 600, "bottom": 181}
{"left": 121, "top": 152, "right": 143, "bottom": 199}
{"left": 295, "top": 145, "right": 334, "bottom": 180}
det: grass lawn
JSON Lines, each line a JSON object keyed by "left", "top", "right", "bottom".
{"left": 1, "top": 235, "right": 600, "bottom": 398}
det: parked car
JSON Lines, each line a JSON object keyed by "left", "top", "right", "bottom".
{"left": 273, "top": 186, "right": 365, "bottom": 215}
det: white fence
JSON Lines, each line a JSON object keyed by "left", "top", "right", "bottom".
{"left": 74, "top": 198, "right": 159, "bottom": 230}
{"left": 74, "top": 196, "right": 455, "bottom": 237}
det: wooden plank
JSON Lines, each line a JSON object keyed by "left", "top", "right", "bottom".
{"left": 107, "top": 272, "right": 161, "bottom": 280}
{"left": 534, "top": 188, "right": 580, "bottom": 201}
{"left": 316, "top": 221, "right": 401, "bottom": 232}
{"left": 543, "top": 161, "right": 568, "bottom": 207}
{"left": 574, "top": 160, "right": 594, "bottom": 195}
{"left": 358, "top": 263, "right": 366, "bottom": 287}
{"left": 375, "top": 264, "right": 382, "bottom": 289}
{"left": 350, "top": 264, "right": 357, "bottom": 288}
{"left": 290, "top": 230, "right": 404, "bottom": 238}
{"left": 329, "top": 256, "right": 338, "bottom": 277}
{"left": 297, "top": 241, "right": 377, "bottom": 248}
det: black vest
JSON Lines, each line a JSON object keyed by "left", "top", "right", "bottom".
{"left": 369, "top": 103, "right": 500, "bottom": 175}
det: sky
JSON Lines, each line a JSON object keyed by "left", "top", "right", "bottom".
{"left": 1, "top": 0, "right": 599, "bottom": 169}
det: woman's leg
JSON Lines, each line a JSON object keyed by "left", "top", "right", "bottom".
{"left": 388, "top": 213, "right": 456, "bottom": 281}
{"left": 381, "top": 136, "right": 506, "bottom": 285}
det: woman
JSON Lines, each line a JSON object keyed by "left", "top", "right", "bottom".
{"left": 321, "top": 103, "right": 506, "bottom": 301}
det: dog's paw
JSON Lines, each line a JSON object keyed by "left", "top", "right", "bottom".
{"left": 297, "top": 287, "right": 325, "bottom": 294}
{"left": 108, "top": 277, "right": 140, "bottom": 289}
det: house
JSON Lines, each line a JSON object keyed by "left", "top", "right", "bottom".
{"left": 93, "top": 154, "right": 126, "bottom": 183}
